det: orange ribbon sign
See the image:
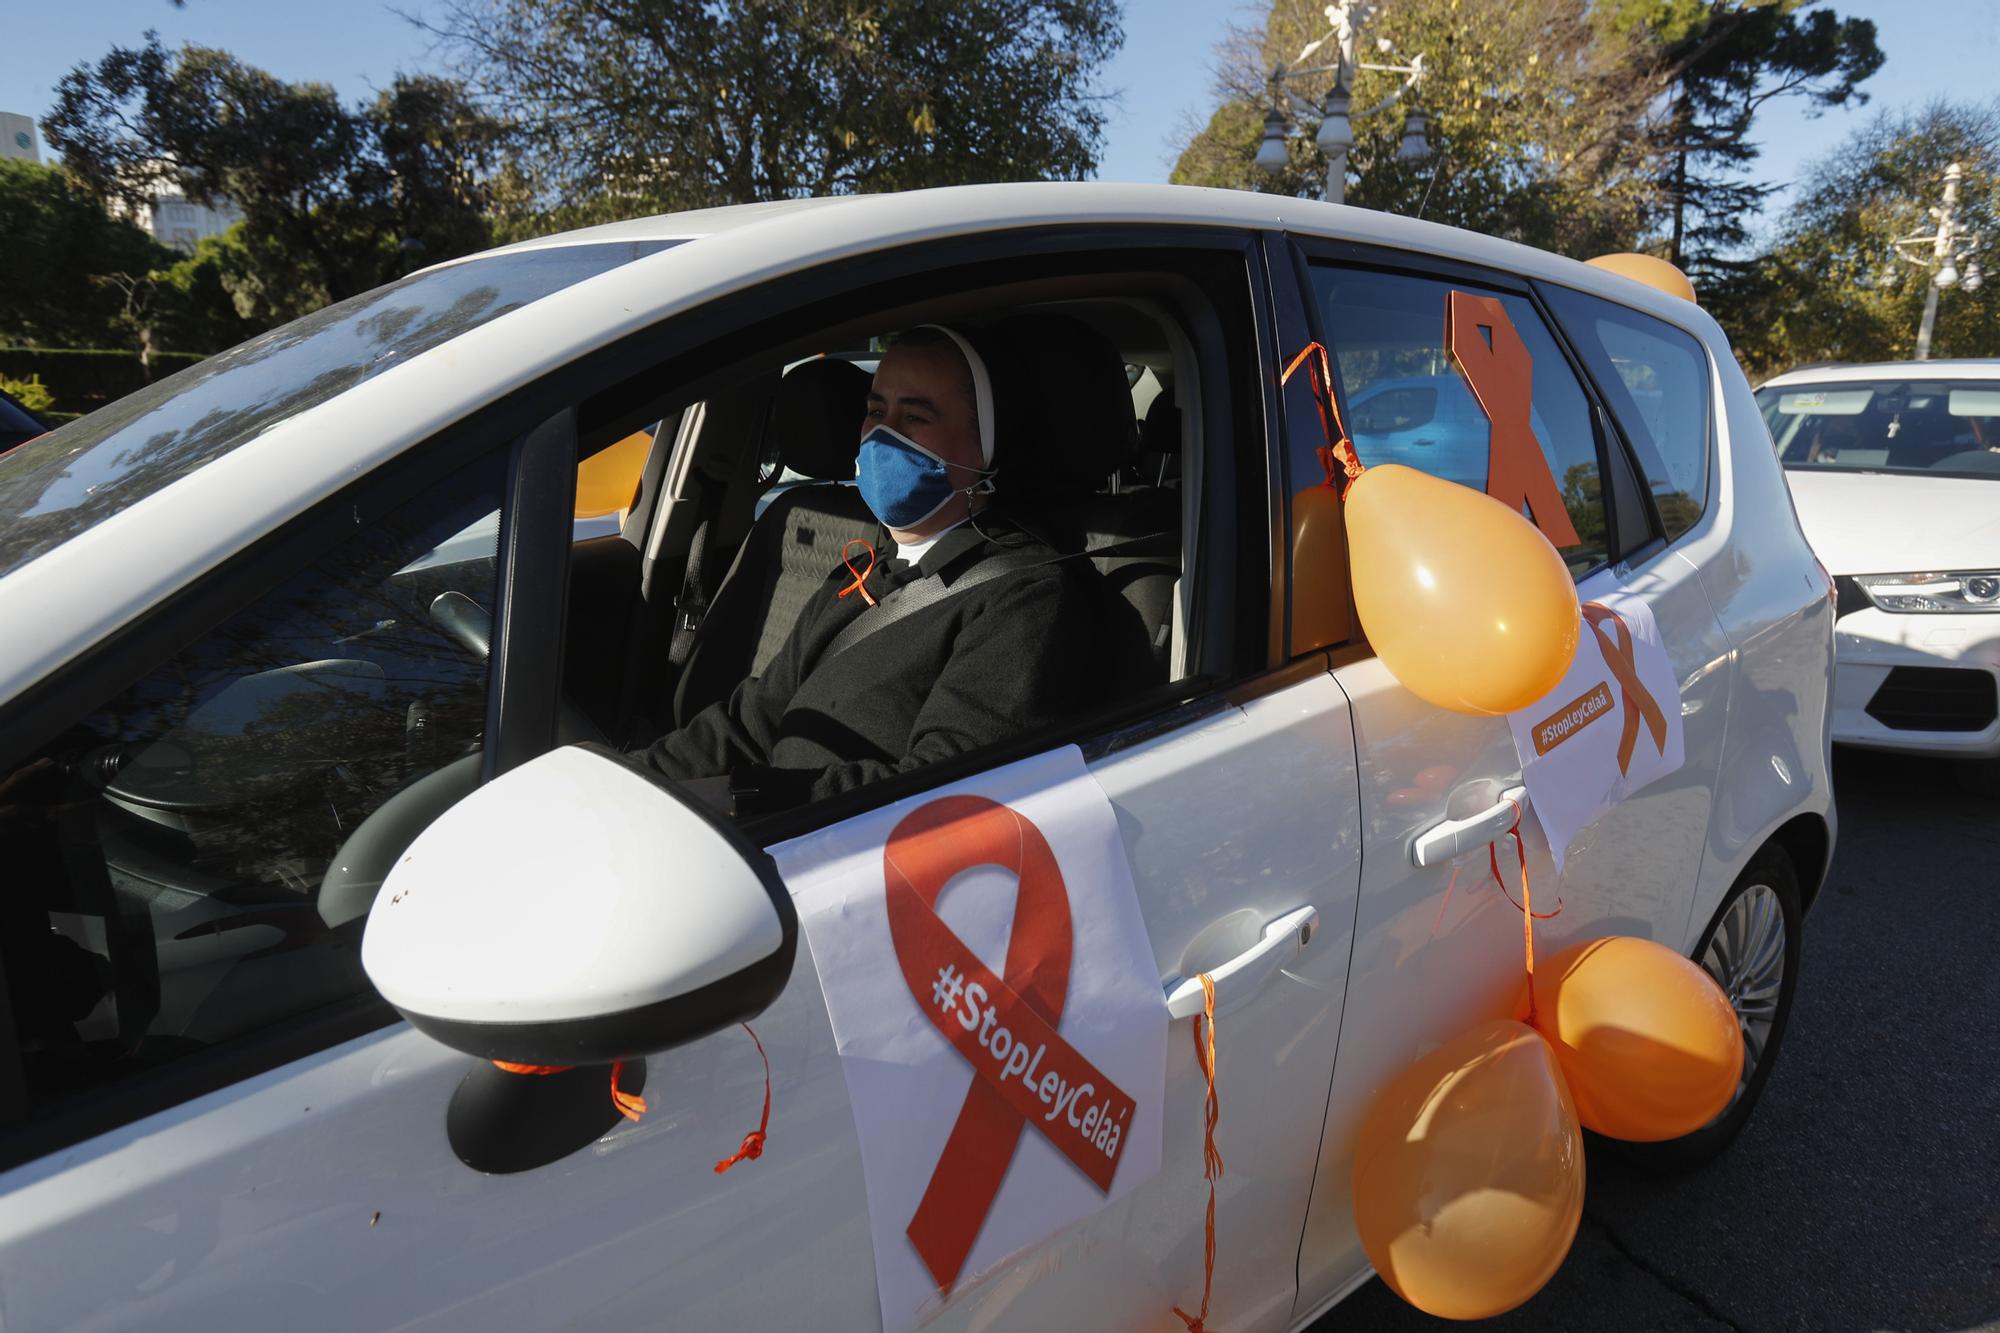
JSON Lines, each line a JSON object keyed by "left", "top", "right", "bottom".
{"left": 884, "top": 795, "right": 1136, "bottom": 1293}
{"left": 1581, "top": 602, "right": 1668, "bottom": 776}
{"left": 1444, "top": 291, "right": 1583, "bottom": 549}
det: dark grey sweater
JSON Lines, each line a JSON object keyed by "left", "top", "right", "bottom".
{"left": 637, "top": 514, "right": 1099, "bottom": 808}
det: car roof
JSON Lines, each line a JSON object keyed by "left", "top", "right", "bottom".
{"left": 0, "top": 182, "right": 1727, "bottom": 709}
{"left": 1761, "top": 358, "right": 2000, "bottom": 387}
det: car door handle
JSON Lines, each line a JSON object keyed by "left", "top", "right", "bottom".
{"left": 1164, "top": 906, "right": 1319, "bottom": 1020}
{"left": 1410, "top": 785, "right": 1529, "bottom": 867}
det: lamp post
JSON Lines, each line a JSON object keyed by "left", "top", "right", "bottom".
{"left": 1888, "top": 161, "right": 1986, "bottom": 361}
{"left": 1255, "top": 0, "right": 1428, "bottom": 206}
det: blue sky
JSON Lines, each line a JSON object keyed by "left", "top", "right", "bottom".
{"left": 5, "top": 0, "right": 1996, "bottom": 243}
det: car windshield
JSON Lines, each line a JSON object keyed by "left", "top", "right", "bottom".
{"left": 1757, "top": 379, "right": 2000, "bottom": 480}
{"left": 0, "top": 239, "right": 683, "bottom": 579}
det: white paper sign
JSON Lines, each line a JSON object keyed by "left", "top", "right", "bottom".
{"left": 771, "top": 746, "right": 1166, "bottom": 1333}
{"left": 1507, "top": 588, "right": 1684, "bottom": 870}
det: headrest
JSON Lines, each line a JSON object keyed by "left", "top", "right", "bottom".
{"left": 1141, "top": 388, "right": 1182, "bottom": 457}
{"left": 768, "top": 358, "right": 873, "bottom": 480}
{"left": 977, "top": 312, "right": 1136, "bottom": 501}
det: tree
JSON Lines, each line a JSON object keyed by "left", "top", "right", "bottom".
{"left": 44, "top": 37, "right": 507, "bottom": 312}
{"left": 1170, "top": 0, "right": 1663, "bottom": 258}
{"left": 412, "top": 0, "right": 1121, "bottom": 222}
{"left": 0, "top": 158, "right": 173, "bottom": 350}
{"left": 1720, "top": 100, "right": 2000, "bottom": 378}
{"left": 1605, "top": 0, "right": 1882, "bottom": 278}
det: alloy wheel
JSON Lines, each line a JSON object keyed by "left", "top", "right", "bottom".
{"left": 1698, "top": 882, "right": 1788, "bottom": 1108}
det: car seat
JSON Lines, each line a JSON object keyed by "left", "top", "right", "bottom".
{"left": 669, "top": 359, "right": 878, "bottom": 726}
{"left": 983, "top": 312, "right": 1180, "bottom": 693}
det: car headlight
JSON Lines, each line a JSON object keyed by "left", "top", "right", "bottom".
{"left": 1852, "top": 571, "right": 2000, "bottom": 613}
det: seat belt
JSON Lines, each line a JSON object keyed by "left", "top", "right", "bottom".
{"left": 666, "top": 479, "right": 727, "bottom": 669}
{"left": 821, "top": 530, "right": 1174, "bottom": 662}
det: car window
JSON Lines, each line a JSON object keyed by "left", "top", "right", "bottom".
{"left": 1308, "top": 265, "right": 1611, "bottom": 575}
{"left": 1755, "top": 380, "right": 2000, "bottom": 479}
{"left": 0, "top": 240, "right": 682, "bottom": 583}
{"left": 1541, "top": 285, "right": 1711, "bottom": 541}
{"left": 0, "top": 447, "right": 505, "bottom": 1116}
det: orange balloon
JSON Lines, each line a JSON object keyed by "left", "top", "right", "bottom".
{"left": 1345, "top": 465, "right": 1580, "bottom": 715}
{"left": 1524, "top": 936, "right": 1743, "bottom": 1142}
{"left": 1352, "top": 1020, "right": 1584, "bottom": 1321}
{"left": 1584, "top": 253, "right": 1698, "bottom": 304}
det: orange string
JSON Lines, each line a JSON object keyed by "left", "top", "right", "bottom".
{"left": 492, "top": 1059, "right": 647, "bottom": 1124}
{"left": 1483, "top": 800, "right": 1561, "bottom": 1025}
{"left": 611, "top": 1060, "right": 648, "bottom": 1122}
{"left": 1280, "top": 341, "right": 1364, "bottom": 494}
{"left": 838, "top": 538, "right": 879, "bottom": 607}
{"left": 713, "top": 1024, "right": 772, "bottom": 1174}
{"left": 1173, "top": 973, "right": 1222, "bottom": 1333}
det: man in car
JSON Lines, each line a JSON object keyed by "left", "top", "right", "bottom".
{"left": 632, "top": 325, "right": 1100, "bottom": 812}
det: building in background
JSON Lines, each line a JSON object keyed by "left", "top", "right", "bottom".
{"left": 0, "top": 112, "right": 40, "bottom": 163}
{"left": 107, "top": 165, "right": 246, "bottom": 253}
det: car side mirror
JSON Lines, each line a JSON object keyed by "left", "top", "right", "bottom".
{"left": 361, "top": 744, "right": 797, "bottom": 1067}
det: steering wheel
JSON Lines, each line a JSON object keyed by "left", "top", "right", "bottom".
{"left": 427, "top": 592, "right": 609, "bottom": 746}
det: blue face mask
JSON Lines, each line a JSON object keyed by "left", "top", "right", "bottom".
{"left": 855, "top": 425, "right": 993, "bottom": 530}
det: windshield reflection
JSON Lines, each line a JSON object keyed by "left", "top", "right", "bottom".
{"left": 0, "top": 240, "right": 680, "bottom": 578}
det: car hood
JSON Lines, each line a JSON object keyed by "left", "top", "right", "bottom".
{"left": 1784, "top": 468, "right": 2000, "bottom": 575}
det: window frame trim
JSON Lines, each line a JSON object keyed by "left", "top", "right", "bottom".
{"left": 0, "top": 223, "right": 1280, "bottom": 1164}
{"left": 1288, "top": 233, "right": 1662, "bottom": 576}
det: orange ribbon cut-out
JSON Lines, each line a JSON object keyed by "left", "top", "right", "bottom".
{"left": 1444, "top": 291, "right": 1583, "bottom": 549}
{"left": 1173, "top": 972, "right": 1223, "bottom": 1333}
{"left": 839, "top": 538, "right": 879, "bottom": 607}
{"left": 1281, "top": 341, "right": 1364, "bottom": 494}
{"left": 1581, "top": 602, "right": 1669, "bottom": 776}
{"left": 883, "top": 795, "right": 1134, "bottom": 1293}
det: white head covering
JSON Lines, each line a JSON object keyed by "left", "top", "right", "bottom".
{"left": 919, "top": 324, "right": 995, "bottom": 469}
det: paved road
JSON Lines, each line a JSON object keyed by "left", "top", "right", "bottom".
{"left": 1315, "top": 749, "right": 2000, "bottom": 1332}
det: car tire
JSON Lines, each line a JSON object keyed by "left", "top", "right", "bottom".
{"left": 1615, "top": 844, "right": 1802, "bottom": 1173}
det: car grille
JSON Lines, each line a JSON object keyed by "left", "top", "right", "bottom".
{"left": 1864, "top": 667, "right": 2000, "bottom": 732}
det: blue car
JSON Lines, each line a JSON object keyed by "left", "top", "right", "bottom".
{"left": 1347, "top": 372, "right": 1556, "bottom": 490}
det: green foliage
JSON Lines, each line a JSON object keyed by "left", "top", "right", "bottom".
{"left": 45, "top": 37, "right": 506, "bottom": 307}
{"left": 0, "top": 374, "right": 56, "bottom": 415}
{"left": 1717, "top": 100, "right": 2000, "bottom": 378}
{"left": 1609, "top": 0, "right": 1883, "bottom": 275}
{"left": 1170, "top": 0, "right": 1662, "bottom": 257}
{"left": 417, "top": 0, "right": 1122, "bottom": 223}
{"left": 0, "top": 158, "right": 174, "bottom": 349}
{"left": 0, "top": 347, "right": 207, "bottom": 417}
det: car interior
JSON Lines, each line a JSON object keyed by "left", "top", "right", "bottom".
{"left": 2, "top": 267, "right": 1255, "bottom": 1104}
{"left": 560, "top": 288, "right": 1214, "bottom": 773}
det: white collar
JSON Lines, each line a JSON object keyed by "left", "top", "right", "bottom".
{"left": 894, "top": 516, "right": 969, "bottom": 568}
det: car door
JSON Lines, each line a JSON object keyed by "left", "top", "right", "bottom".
{"left": 1271, "top": 243, "right": 1736, "bottom": 1309}
{"left": 0, "top": 229, "right": 1360, "bottom": 1333}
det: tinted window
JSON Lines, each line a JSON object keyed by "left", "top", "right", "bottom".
{"left": 0, "top": 240, "right": 681, "bottom": 580}
{"left": 0, "top": 448, "right": 505, "bottom": 1115}
{"left": 1756, "top": 381, "right": 2000, "bottom": 479}
{"left": 1309, "top": 265, "right": 1610, "bottom": 575}
{"left": 1542, "top": 286, "right": 1710, "bottom": 541}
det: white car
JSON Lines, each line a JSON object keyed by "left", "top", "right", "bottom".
{"left": 0, "top": 184, "right": 1832, "bottom": 1330}
{"left": 1758, "top": 360, "right": 2000, "bottom": 776}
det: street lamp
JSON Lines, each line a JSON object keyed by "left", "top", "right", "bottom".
{"left": 1255, "top": 0, "right": 1428, "bottom": 206}
{"left": 1887, "top": 161, "right": 1987, "bottom": 360}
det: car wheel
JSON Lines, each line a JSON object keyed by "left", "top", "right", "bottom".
{"left": 1618, "top": 844, "right": 1801, "bottom": 1172}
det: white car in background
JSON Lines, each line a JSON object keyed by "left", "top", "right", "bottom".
{"left": 0, "top": 184, "right": 1832, "bottom": 1329}
{"left": 1758, "top": 361, "right": 2000, "bottom": 783}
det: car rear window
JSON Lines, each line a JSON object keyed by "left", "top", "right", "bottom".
{"left": 0, "top": 240, "right": 682, "bottom": 580}
{"left": 1756, "top": 380, "right": 2000, "bottom": 478}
